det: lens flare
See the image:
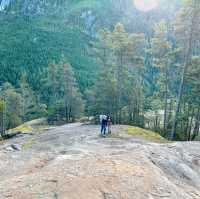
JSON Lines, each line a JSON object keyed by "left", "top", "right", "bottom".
{"left": 134, "top": 0, "right": 159, "bottom": 12}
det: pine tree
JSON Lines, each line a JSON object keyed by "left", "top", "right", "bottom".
{"left": 151, "top": 20, "right": 174, "bottom": 134}
{"left": 44, "top": 57, "right": 84, "bottom": 123}
{"left": 19, "top": 73, "right": 40, "bottom": 121}
{"left": 0, "top": 82, "right": 22, "bottom": 129}
{"left": 91, "top": 23, "right": 145, "bottom": 124}
{"left": 61, "top": 58, "right": 85, "bottom": 122}
{"left": 184, "top": 56, "right": 200, "bottom": 140}
{"left": 0, "top": 100, "right": 6, "bottom": 137}
{"left": 171, "top": 0, "right": 200, "bottom": 140}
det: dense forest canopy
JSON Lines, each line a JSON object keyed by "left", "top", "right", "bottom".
{"left": 0, "top": 0, "right": 200, "bottom": 141}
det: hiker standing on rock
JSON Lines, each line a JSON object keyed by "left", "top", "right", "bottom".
{"left": 100, "top": 115, "right": 108, "bottom": 136}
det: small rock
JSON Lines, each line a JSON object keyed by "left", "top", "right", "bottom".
{"left": 4, "top": 144, "right": 20, "bottom": 152}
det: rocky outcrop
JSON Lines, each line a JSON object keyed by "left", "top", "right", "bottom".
{"left": 0, "top": 124, "right": 200, "bottom": 198}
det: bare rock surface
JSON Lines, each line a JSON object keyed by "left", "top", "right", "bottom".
{"left": 0, "top": 123, "right": 200, "bottom": 199}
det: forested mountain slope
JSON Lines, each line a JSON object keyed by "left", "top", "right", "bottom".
{"left": 0, "top": 0, "right": 181, "bottom": 89}
{"left": 1, "top": 0, "right": 200, "bottom": 141}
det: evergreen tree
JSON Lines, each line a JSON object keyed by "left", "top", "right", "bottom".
{"left": 91, "top": 23, "right": 145, "bottom": 124}
{"left": 184, "top": 56, "right": 200, "bottom": 140}
{"left": 19, "top": 73, "right": 42, "bottom": 121}
{"left": 43, "top": 57, "right": 84, "bottom": 123}
{"left": 151, "top": 20, "right": 174, "bottom": 134}
{"left": 61, "top": 58, "right": 85, "bottom": 122}
{"left": 0, "top": 83, "right": 22, "bottom": 129}
{"left": 0, "top": 100, "right": 5, "bottom": 137}
{"left": 171, "top": 0, "right": 200, "bottom": 139}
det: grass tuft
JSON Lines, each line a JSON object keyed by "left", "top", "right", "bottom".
{"left": 10, "top": 124, "right": 33, "bottom": 134}
{"left": 22, "top": 138, "right": 35, "bottom": 150}
{"left": 126, "top": 126, "right": 167, "bottom": 143}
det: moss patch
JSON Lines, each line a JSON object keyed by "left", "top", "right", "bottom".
{"left": 22, "top": 138, "right": 35, "bottom": 150}
{"left": 10, "top": 124, "right": 33, "bottom": 134}
{"left": 126, "top": 126, "right": 167, "bottom": 143}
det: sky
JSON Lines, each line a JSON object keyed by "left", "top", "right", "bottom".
{"left": 134, "top": 0, "right": 159, "bottom": 12}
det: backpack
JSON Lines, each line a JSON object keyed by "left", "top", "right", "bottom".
{"left": 100, "top": 115, "right": 107, "bottom": 122}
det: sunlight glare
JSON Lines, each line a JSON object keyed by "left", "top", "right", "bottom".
{"left": 134, "top": 0, "right": 159, "bottom": 12}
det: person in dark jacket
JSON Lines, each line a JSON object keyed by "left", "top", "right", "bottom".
{"left": 100, "top": 115, "right": 108, "bottom": 136}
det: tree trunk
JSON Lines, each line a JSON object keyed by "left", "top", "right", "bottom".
{"left": 170, "top": 0, "right": 198, "bottom": 140}
{"left": 163, "top": 73, "right": 168, "bottom": 132}
{"left": 170, "top": 41, "right": 193, "bottom": 140}
{"left": 188, "top": 107, "right": 195, "bottom": 141}
{"left": 171, "top": 79, "right": 184, "bottom": 139}
{"left": 185, "top": 104, "right": 190, "bottom": 139}
{"left": 117, "top": 52, "right": 123, "bottom": 124}
{"left": 192, "top": 106, "right": 200, "bottom": 140}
